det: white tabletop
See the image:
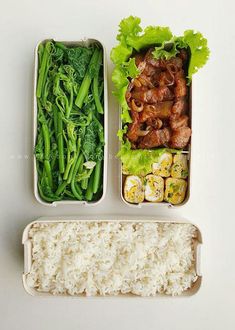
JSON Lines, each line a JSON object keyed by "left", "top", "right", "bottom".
{"left": 0, "top": 0, "right": 234, "bottom": 329}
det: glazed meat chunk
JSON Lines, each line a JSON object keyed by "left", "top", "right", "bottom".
{"left": 125, "top": 48, "right": 191, "bottom": 149}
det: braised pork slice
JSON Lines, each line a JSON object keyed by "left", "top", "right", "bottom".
{"left": 125, "top": 48, "right": 191, "bottom": 149}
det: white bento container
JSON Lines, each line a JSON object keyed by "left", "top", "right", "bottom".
{"left": 22, "top": 216, "right": 202, "bottom": 297}
{"left": 120, "top": 86, "right": 192, "bottom": 208}
{"left": 33, "top": 39, "right": 108, "bottom": 206}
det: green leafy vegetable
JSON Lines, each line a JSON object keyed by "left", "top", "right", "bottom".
{"left": 118, "top": 140, "right": 181, "bottom": 176}
{"left": 35, "top": 40, "right": 104, "bottom": 203}
{"left": 93, "top": 160, "right": 102, "bottom": 194}
{"left": 110, "top": 43, "right": 132, "bottom": 65}
{"left": 36, "top": 42, "right": 53, "bottom": 98}
{"left": 152, "top": 38, "right": 179, "bottom": 60}
{"left": 112, "top": 57, "right": 139, "bottom": 124}
{"left": 75, "top": 48, "right": 101, "bottom": 109}
{"left": 57, "top": 111, "right": 65, "bottom": 174}
{"left": 66, "top": 46, "right": 93, "bottom": 83}
{"left": 177, "top": 30, "right": 210, "bottom": 81}
{"left": 127, "top": 25, "right": 173, "bottom": 51}
{"left": 153, "top": 30, "right": 210, "bottom": 81}
{"left": 92, "top": 50, "right": 104, "bottom": 114}
{"left": 117, "top": 125, "right": 128, "bottom": 141}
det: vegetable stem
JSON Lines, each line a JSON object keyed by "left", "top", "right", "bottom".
{"left": 81, "top": 178, "right": 88, "bottom": 190}
{"left": 53, "top": 105, "right": 58, "bottom": 137}
{"left": 85, "top": 171, "right": 95, "bottom": 201}
{"left": 38, "top": 43, "right": 44, "bottom": 67}
{"left": 36, "top": 42, "right": 51, "bottom": 98}
{"left": 38, "top": 184, "right": 60, "bottom": 202}
{"left": 65, "top": 87, "right": 73, "bottom": 119}
{"left": 55, "top": 180, "right": 67, "bottom": 196}
{"left": 93, "top": 50, "right": 103, "bottom": 114}
{"left": 93, "top": 160, "right": 102, "bottom": 194}
{"left": 67, "top": 140, "right": 82, "bottom": 184}
{"left": 43, "top": 160, "right": 53, "bottom": 188}
{"left": 57, "top": 112, "right": 65, "bottom": 174}
{"left": 75, "top": 48, "right": 100, "bottom": 108}
{"left": 63, "top": 157, "right": 74, "bottom": 181}
{"left": 41, "top": 117, "right": 53, "bottom": 188}
{"left": 71, "top": 180, "right": 83, "bottom": 200}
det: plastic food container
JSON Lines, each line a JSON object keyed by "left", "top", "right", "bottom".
{"left": 22, "top": 217, "right": 202, "bottom": 297}
{"left": 120, "top": 86, "right": 192, "bottom": 208}
{"left": 33, "top": 39, "right": 108, "bottom": 206}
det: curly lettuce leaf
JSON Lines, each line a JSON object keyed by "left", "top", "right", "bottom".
{"left": 111, "top": 16, "right": 210, "bottom": 83}
{"left": 123, "top": 58, "right": 140, "bottom": 78}
{"left": 152, "top": 31, "right": 210, "bottom": 82}
{"left": 152, "top": 38, "right": 179, "bottom": 60}
{"left": 117, "top": 140, "right": 181, "bottom": 176}
{"left": 111, "top": 17, "right": 140, "bottom": 65}
{"left": 117, "top": 125, "right": 128, "bottom": 141}
{"left": 127, "top": 26, "right": 173, "bottom": 51}
{"left": 112, "top": 58, "right": 139, "bottom": 90}
{"left": 117, "top": 16, "right": 142, "bottom": 42}
{"left": 110, "top": 43, "right": 132, "bottom": 65}
{"left": 179, "top": 30, "right": 210, "bottom": 81}
{"left": 112, "top": 58, "right": 139, "bottom": 124}
{"left": 111, "top": 17, "right": 173, "bottom": 62}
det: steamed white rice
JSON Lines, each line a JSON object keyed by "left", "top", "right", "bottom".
{"left": 26, "top": 222, "right": 198, "bottom": 296}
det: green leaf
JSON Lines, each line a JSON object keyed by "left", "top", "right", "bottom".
{"left": 152, "top": 39, "right": 179, "bottom": 60}
{"left": 180, "top": 30, "right": 210, "bottom": 82}
{"left": 112, "top": 66, "right": 129, "bottom": 90}
{"left": 110, "top": 43, "right": 132, "bottom": 65}
{"left": 112, "top": 58, "right": 139, "bottom": 89}
{"left": 66, "top": 46, "right": 93, "bottom": 83}
{"left": 112, "top": 58, "right": 139, "bottom": 124}
{"left": 117, "top": 140, "right": 181, "bottom": 176}
{"left": 117, "top": 125, "right": 128, "bottom": 141}
{"left": 127, "top": 26, "right": 173, "bottom": 51}
{"left": 123, "top": 58, "right": 140, "bottom": 78}
{"left": 112, "top": 87, "right": 131, "bottom": 124}
{"left": 117, "top": 16, "right": 142, "bottom": 41}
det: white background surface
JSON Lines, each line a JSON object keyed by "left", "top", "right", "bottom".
{"left": 0, "top": 0, "right": 234, "bottom": 329}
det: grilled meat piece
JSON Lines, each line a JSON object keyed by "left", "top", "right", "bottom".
{"left": 144, "top": 48, "right": 166, "bottom": 68}
{"left": 125, "top": 49, "right": 191, "bottom": 150}
{"left": 174, "top": 71, "right": 187, "bottom": 97}
{"left": 139, "top": 128, "right": 171, "bottom": 149}
{"left": 146, "top": 117, "right": 163, "bottom": 129}
{"left": 132, "top": 86, "right": 174, "bottom": 103}
{"left": 170, "top": 127, "right": 191, "bottom": 148}
{"left": 126, "top": 111, "right": 140, "bottom": 143}
{"left": 170, "top": 115, "right": 189, "bottom": 130}
{"left": 139, "top": 102, "right": 173, "bottom": 122}
{"left": 171, "top": 97, "right": 187, "bottom": 117}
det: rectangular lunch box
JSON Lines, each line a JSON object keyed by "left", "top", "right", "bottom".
{"left": 120, "top": 86, "right": 192, "bottom": 208}
{"left": 22, "top": 217, "right": 202, "bottom": 297}
{"left": 33, "top": 39, "right": 108, "bottom": 206}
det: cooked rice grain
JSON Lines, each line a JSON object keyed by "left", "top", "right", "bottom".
{"left": 26, "top": 222, "right": 198, "bottom": 296}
